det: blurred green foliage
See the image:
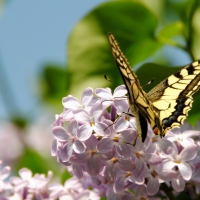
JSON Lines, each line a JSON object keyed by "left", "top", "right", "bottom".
{"left": 40, "top": 63, "right": 67, "bottom": 108}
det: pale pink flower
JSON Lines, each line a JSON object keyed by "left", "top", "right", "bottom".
{"left": 162, "top": 144, "right": 198, "bottom": 181}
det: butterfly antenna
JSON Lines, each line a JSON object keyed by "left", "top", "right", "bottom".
{"left": 104, "top": 110, "right": 133, "bottom": 131}
{"left": 104, "top": 75, "right": 114, "bottom": 83}
{"left": 142, "top": 78, "right": 154, "bottom": 87}
{"left": 133, "top": 135, "right": 139, "bottom": 146}
{"left": 104, "top": 115, "right": 121, "bottom": 131}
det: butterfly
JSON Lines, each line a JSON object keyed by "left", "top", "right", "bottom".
{"left": 108, "top": 33, "right": 200, "bottom": 142}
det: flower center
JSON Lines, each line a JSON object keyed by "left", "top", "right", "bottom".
{"left": 152, "top": 137, "right": 157, "bottom": 143}
{"left": 136, "top": 152, "right": 140, "bottom": 158}
{"left": 112, "top": 157, "right": 118, "bottom": 163}
{"left": 151, "top": 171, "right": 157, "bottom": 177}
{"left": 175, "top": 160, "right": 181, "bottom": 164}
{"left": 90, "top": 122, "right": 95, "bottom": 126}
{"left": 113, "top": 137, "right": 119, "bottom": 142}
{"left": 126, "top": 172, "right": 131, "bottom": 177}
{"left": 90, "top": 150, "right": 95, "bottom": 155}
{"left": 178, "top": 137, "right": 182, "bottom": 142}
{"left": 125, "top": 115, "right": 129, "bottom": 121}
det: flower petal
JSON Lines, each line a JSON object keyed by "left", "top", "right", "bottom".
{"left": 118, "top": 159, "right": 135, "bottom": 171}
{"left": 113, "top": 85, "right": 127, "bottom": 98}
{"left": 121, "top": 193, "right": 135, "bottom": 200}
{"left": 114, "top": 117, "right": 129, "bottom": 132}
{"left": 95, "top": 88, "right": 112, "bottom": 99}
{"left": 162, "top": 160, "right": 176, "bottom": 170}
{"left": 120, "top": 129, "right": 136, "bottom": 143}
{"left": 73, "top": 109, "right": 90, "bottom": 124}
{"left": 116, "top": 142, "right": 130, "bottom": 159}
{"left": 158, "top": 169, "right": 176, "bottom": 181}
{"left": 87, "top": 96, "right": 99, "bottom": 110}
{"left": 179, "top": 144, "right": 198, "bottom": 161}
{"left": 129, "top": 173, "right": 143, "bottom": 184}
{"left": 76, "top": 191, "right": 91, "bottom": 200}
{"left": 114, "top": 176, "right": 126, "bottom": 194}
{"left": 178, "top": 162, "right": 192, "bottom": 180}
{"left": 72, "top": 163, "right": 83, "bottom": 179}
{"left": 51, "top": 139, "right": 57, "bottom": 156}
{"left": 62, "top": 109, "right": 73, "bottom": 121}
{"left": 53, "top": 126, "right": 70, "bottom": 141}
{"left": 133, "top": 158, "right": 144, "bottom": 177}
{"left": 182, "top": 130, "right": 200, "bottom": 138}
{"left": 77, "top": 124, "right": 92, "bottom": 141}
{"left": 99, "top": 150, "right": 115, "bottom": 160}
{"left": 60, "top": 143, "right": 73, "bottom": 162}
{"left": 73, "top": 140, "right": 86, "bottom": 153}
{"left": 171, "top": 174, "right": 185, "bottom": 192}
{"left": 143, "top": 153, "right": 162, "bottom": 165}
{"left": 91, "top": 176, "right": 102, "bottom": 185}
{"left": 114, "top": 100, "right": 129, "bottom": 115}
{"left": 104, "top": 163, "right": 115, "bottom": 184}
{"left": 67, "top": 120, "right": 78, "bottom": 136}
{"left": 97, "top": 138, "right": 113, "bottom": 153}
{"left": 94, "top": 122, "right": 110, "bottom": 136}
{"left": 147, "top": 177, "right": 159, "bottom": 196}
{"left": 70, "top": 152, "right": 88, "bottom": 164}
{"left": 90, "top": 103, "right": 103, "bottom": 120}
{"left": 19, "top": 168, "right": 32, "bottom": 180}
{"left": 85, "top": 155, "right": 100, "bottom": 176}
{"left": 60, "top": 195, "right": 73, "bottom": 200}
{"left": 157, "top": 138, "right": 173, "bottom": 155}
{"left": 62, "top": 96, "right": 81, "bottom": 109}
{"left": 134, "top": 185, "right": 147, "bottom": 198}
{"left": 84, "top": 134, "right": 98, "bottom": 150}
{"left": 0, "top": 166, "right": 11, "bottom": 180}
{"left": 81, "top": 87, "right": 93, "bottom": 106}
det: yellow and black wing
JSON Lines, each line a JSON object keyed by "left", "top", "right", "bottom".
{"left": 108, "top": 33, "right": 160, "bottom": 142}
{"left": 147, "top": 61, "right": 200, "bottom": 136}
{"left": 108, "top": 33, "right": 200, "bottom": 142}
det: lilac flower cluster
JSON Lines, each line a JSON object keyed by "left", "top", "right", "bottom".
{"left": 0, "top": 160, "right": 53, "bottom": 200}
{"left": 0, "top": 161, "right": 99, "bottom": 200}
{"left": 52, "top": 85, "right": 200, "bottom": 200}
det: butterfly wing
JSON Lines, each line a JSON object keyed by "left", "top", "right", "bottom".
{"left": 108, "top": 33, "right": 159, "bottom": 142}
{"left": 147, "top": 61, "right": 200, "bottom": 136}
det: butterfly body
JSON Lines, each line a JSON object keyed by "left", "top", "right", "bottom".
{"left": 108, "top": 33, "right": 200, "bottom": 142}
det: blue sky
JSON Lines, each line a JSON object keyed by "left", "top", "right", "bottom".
{"left": 0, "top": 0, "right": 107, "bottom": 119}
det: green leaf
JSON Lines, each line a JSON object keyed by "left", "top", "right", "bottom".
{"left": 16, "top": 148, "right": 51, "bottom": 174}
{"left": 192, "top": 7, "right": 200, "bottom": 59}
{"left": 15, "top": 148, "right": 62, "bottom": 177}
{"left": 40, "top": 64, "right": 68, "bottom": 106}
{"left": 67, "top": 1, "right": 161, "bottom": 97}
{"left": 157, "top": 21, "right": 185, "bottom": 47}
